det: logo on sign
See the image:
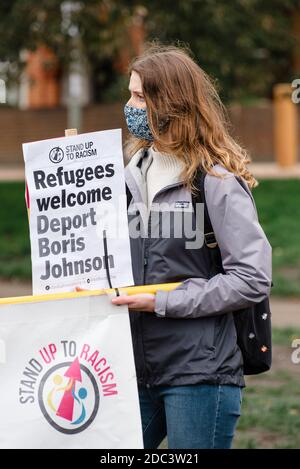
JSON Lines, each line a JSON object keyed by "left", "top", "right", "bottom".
{"left": 19, "top": 341, "right": 119, "bottom": 435}
{"left": 38, "top": 358, "right": 99, "bottom": 434}
{"left": 49, "top": 147, "right": 64, "bottom": 163}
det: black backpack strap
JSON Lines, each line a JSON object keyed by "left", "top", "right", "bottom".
{"left": 193, "top": 169, "right": 218, "bottom": 249}
{"left": 192, "top": 169, "right": 258, "bottom": 275}
{"left": 192, "top": 169, "right": 224, "bottom": 274}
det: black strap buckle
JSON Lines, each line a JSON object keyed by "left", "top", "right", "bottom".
{"left": 204, "top": 231, "right": 218, "bottom": 249}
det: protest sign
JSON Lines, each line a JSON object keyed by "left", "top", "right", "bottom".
{"left": 0, "top": 292, "right": 143, "bottom": 449}
{"left": 23, "top": 129, "right": 134, "bottom": 295}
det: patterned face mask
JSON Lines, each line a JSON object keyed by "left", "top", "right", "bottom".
{"left": 124, "top": 104, "right": 154, "bottom": 141}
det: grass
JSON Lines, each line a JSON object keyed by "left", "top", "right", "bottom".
{"left": 0, "top": 182, "right": 31, "bottom": 278}
{"left": 233, "top": 327, "right": 300, "bottom": 449}
{"left": 0, "top": 179, "right": 300, "bottom": 297}
{"left": 233, "top": 369, "right": 300, "bottom": 449}
{"left": 253, "top": 178, "right": 300, "bottom": 297}
{"left": 272, "top": 327, "right": 300, "bottom": 346}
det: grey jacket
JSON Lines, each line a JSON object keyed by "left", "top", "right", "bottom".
{"left": 125, "top": 149, "right": 272, "bottom": 388}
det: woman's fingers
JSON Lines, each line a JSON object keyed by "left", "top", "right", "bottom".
{"left": 74, "top": 289, "right": 155, "bottom": 312}
{"left": 112, "top": 294, "right": 155, "bottom": 312}
{"left": 111, "top": 295, "right": 136, "bottom": 304}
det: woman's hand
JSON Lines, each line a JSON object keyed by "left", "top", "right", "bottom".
{"left": 111, "top": 293, "right": 155, "bottom": 312}
{"left": 75, "top": 287, "right": 155, "bottom": 313}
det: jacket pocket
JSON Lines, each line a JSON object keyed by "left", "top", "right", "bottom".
{"left": 200, "top": 316, "right": 218, "bottom": 356}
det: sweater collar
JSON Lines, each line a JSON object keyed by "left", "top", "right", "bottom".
{"left": 124, "top": 146, "right": 184, "bottom": 205}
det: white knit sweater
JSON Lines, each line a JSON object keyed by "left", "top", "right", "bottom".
{"left": 140, "top": 146, "right": 185, "bottom": 212}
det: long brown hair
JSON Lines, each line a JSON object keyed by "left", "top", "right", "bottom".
{"left": 125, "top": 43, "right": 258, "bottom": 193}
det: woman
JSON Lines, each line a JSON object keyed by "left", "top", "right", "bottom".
{"left": 89, "top": 44, "right": 272, "bottom": 449}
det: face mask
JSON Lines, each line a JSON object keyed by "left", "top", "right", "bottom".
{"left": 124, "top": 104, "right": 154, "bottom": 141}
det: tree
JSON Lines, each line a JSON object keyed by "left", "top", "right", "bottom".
{"left": 143, "top": 0, "right": 300, "bottom": 101}
{"left": 0, "top": 0, "right": 299, "bottom": 102}
{"left": 0, "top": 0, "right": 135, "bottom": 94}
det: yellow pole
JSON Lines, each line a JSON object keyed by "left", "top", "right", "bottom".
{"left": 0, "top": 283, "right": 182, "bottom": 305}
{"left": 273, "top": 83, "right": 298, "bottom": 167}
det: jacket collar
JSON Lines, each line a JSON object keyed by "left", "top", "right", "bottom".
{"left": 124, "top": 148, "right": 152, "bottom": 206}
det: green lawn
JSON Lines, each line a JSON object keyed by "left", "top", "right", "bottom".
{"left": 233, "top": 327, "right": 300, "bottom": 449}
{"left": 253, "top": 179, "right": 300, "bottom": 297}
{"left": 0, "top": 179, "right": 300, "bottom": 297}
{"left": 233, "top": 367, "right": 300, "bottom": 449}
{"left": 0, "top": 182, "right": 31, "bottom": 278}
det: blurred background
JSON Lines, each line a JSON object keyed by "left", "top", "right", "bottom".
{"left": 0, "top": 0, "right": 300, "bottom": 449}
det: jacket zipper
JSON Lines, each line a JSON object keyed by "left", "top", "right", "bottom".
{"left": 139, "top": 180, "right": 185, "bottom": 387}
{"left": 141, "top": 179, "right": 184, "bottom": 284}
{"left": 139, "top": 211, "right": 152, "bottom": 387}
{"left": 126, "top": 172, "right": 185, "bottom": 387}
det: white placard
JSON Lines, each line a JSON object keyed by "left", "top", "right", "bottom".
{"left": 0, "top": 294, "right": 143, "bottom": 449}
{"left": 23, "top": 129, "right": 134, "bottom": 294}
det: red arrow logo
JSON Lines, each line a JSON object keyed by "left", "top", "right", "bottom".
{"left": 56, "top": 358, "right": 82, "bottom": 422}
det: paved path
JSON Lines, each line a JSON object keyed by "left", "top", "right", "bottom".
{"left": 248, "top": 163, "right": 300, "bottom": 179}
{"left": 0, "top": 279, "right": 299, "bottom": 328}
{"left": 1, "top": 163, "right": 300, "bottom": 181}
{"left": 0, "top": 279, "right": 32, "bottom": 297}
{"left": 0, "top": 167, "right": 25, "bottom": 181}
{"left": 268, "top": 297, "right": 300, "bottom": 328}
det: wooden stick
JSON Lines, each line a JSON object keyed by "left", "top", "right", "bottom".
{"left": 65, "top": 128, "right": 78, "bottom": 137}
